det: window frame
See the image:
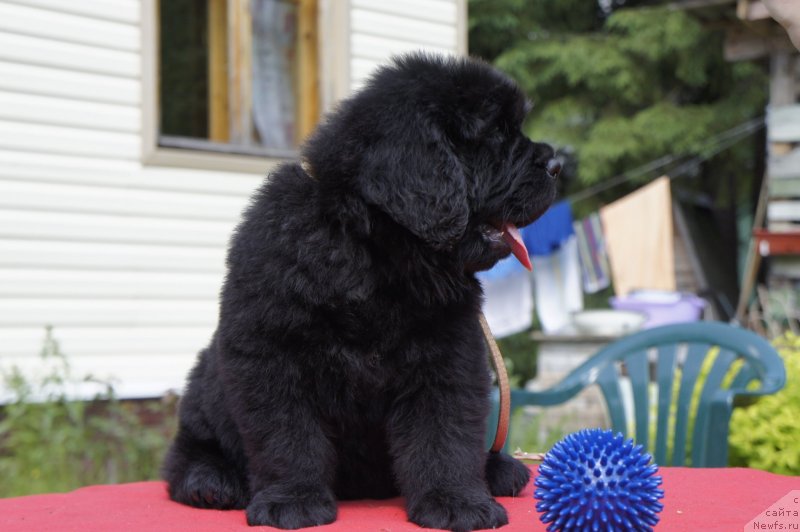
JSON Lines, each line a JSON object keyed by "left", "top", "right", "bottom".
{"left": 141, "top": 0, "right": 350, "bottom": 172}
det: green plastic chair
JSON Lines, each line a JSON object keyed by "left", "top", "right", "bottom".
{"left": 489, "top": 321, "right": 786, "bottom": 467}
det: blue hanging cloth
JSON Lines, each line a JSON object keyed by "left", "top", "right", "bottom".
{"left": 521, "top": 200, "right": 575, "bottom": 257}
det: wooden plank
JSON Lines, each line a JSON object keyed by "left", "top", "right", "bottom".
{"left": 208, "top": 0, "right": 229, "bottom": 142}
{"left": 0, "top": 120, "right": 138, "bottom": 160}
{"left": 754, "top": 229, "right": 800, "bottom": 255}
{"left": 771, "top": 142, "right": 794, "bottom": 156}
{"left": 0, "top": 209, "right": 235, "bottom": 248}
{"left": 768, "top": 146, "right": 800, "bottom": 179}
{"left": 350, "top": 9, "right": 457, "bottom": 49}
{"left": 228, "top": 0, "right": 253, "bottom": 145}
{"left": 0, "top": 298, "right": 218, "bottom": 327}
{"left": 0, "top": 326, "right": 212, "bottom": 358}
{"left": 736, "top": 169, "right": 770, "bottom": 323}
{"left": 770, "top": 177, "right": 800, "bottom": 197}
{"left": 0, "top": 149, "right": 264, "bottom": 195}
{"left": 737, "top": 0, "right": 770, "bottom": 21}
{"left": 351, "top": 0, "right": 457, "bottom": 24}
{"left": 771, "top": 257, "right": 800, "bottom": 278}
{"left": 0, "top": 91, "right": 139, "bottom": 133}
{"left": 767, "top": 222, "right": 800, "bottom": 232}
{"left": 297, "top": 0, "right": 320, "bottom": 144}
{"left": 0, "top": 32, "right": 139, "bottom": 78}
{"left": 0, "top": 180, "right": 247, "bottom": 222}
{"left": 0, "top": 268, "right": 222, "bottom": 300}
{"left": 318, "top": 0, "right": 351, "bottom": 113}
{"left": 0, "top": 352, "right": 193, "bottom": 399}
{"left": 1, "top": 353, "right": 193, "bottom": 378}
{"left": 2, "top": 0, "right": 140, "bottom": 24}
{"left": 351, "top": 33, "right": 454, "bottom": 62}
{"left": 767, "top": 104, "right": 800, "bottom": 142}
{"left": 724, "top": 23, "right": 795, "bottom": 61}
{"left": 0, "top": 239, "right": 226, "bottom": 273}
{"left": 671, "top": 0, "right": 734, "bottom": 10}
{"left": 767, "top": 201, "right": 800, "bottom": 223}
{"left": 0, "top": 61, "right": 139, "bottom": 106}
{"left": 770, "top": 50, "right": 797, "bottom": 106}
{"left": 0, "top": 2, "right": 139, "bottom": 52}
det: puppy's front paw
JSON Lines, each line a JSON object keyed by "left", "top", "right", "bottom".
{"left": 168, "top": 462, "right": 248, "bottom": 509}
{"left": 246, "top": 486, "right": 337, "bottom": 529}
{"left": 485, "top": 451, "right": 531, "bottom": 496}
{"left": 407, "top": 489, "right": 508, "bottom": 532}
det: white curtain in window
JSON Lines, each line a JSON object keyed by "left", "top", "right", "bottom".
{"left": 251, "top": 0, "right": 297, "bottom": 149}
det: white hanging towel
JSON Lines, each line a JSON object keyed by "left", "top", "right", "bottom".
{"left": 532, "top": 235, "right": 584, "bottom": 333}
{"left": 478, "top": 256, "right": 533, "bottom": 338}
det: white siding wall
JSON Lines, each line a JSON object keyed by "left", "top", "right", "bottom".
{"left": 0, "top": 0, "right": 465, "bottom": 399}
{"left": 349, "top": 0, "right": 465, "bottom": 89}
{"left": 0, "top": 0, "right": 262, "bottom": 399}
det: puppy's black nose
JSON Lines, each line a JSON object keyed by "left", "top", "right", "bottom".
{"left": 546, "top": 159, "right": 561, "bottom": 178}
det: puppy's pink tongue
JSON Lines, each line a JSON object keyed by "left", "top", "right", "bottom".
{"left": 501, "top": 222, "right": 532, "bottom": 271}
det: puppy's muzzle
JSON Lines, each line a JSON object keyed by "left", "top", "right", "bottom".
{"left": 546, "top": 159, "right": 561, "bottom": 179}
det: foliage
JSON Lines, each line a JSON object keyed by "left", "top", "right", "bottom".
{"left": 0, "top": 327, "right": 177, "bottom": 497}
{"left": 469, "top": 0, "right": 767, "bottom": 207}
{"left": 729, "top": 333, "right": 800, "bottom": 475}
{"left": 747, "top": 285, "right": 800, "bottom": 340}
{"left": 507, "top": 407, "right": 571, "bottom": 454}
{"left": 497, "top": 329, "right": 538, "bottom": 386}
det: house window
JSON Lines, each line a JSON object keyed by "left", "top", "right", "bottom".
{"left": 158, "top": 0, "right": 318, "bottom": 158}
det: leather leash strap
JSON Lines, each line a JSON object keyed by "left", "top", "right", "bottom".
{"left": 479, "top": 312, "right": 510, "bottom": 453}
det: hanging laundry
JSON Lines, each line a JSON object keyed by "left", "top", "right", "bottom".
{"left": 523, "top": 200, "right": 575, "bottom": 256}
{"left": 523, "top": 201, "right": 584, "bottom": 333}
{"left": 480, "top": 200, "right": 585, "bottom": 336}
{"left": 573, "top": 213, "right": 611, "bottom": 294}
{"left": 478, "top": 256, "right": 533, "bottom": 338}
{"left": 531, "top": 235, "right": 584, "bottom": 333}
{"left": 600, "top": 176, "right": 675, "bottom": 296}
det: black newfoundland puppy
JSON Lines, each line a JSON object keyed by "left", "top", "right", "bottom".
{"left": 163, "top": 53, "right": 559, "bottom": 531}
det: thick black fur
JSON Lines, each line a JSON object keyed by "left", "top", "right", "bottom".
{"left": 163, "top": 53, "right": 557, "bottom": 532}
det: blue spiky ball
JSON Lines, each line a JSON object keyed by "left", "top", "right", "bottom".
{"left": 534, "top": 429, "right": 664, "bottom": 532}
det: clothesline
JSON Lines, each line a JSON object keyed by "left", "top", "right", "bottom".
{"left": 480, "top": 118, "right": 765, "bottom": 338}
{"left": 565, "top": 117, "right": 765, "bottom": 205}
{"left": 481, "top": 178, "right": 680, "bottom": 337}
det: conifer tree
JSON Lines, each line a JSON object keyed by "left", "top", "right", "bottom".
{"left": 469, "top": 0, "right": 767, "bottom": 191}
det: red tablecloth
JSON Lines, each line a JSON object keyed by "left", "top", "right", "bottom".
{"left": 0, "top": 467, "right": 797, "bottom": 531}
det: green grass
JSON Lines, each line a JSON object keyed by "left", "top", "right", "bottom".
{"left": 0, "top": 327, "right": 177, "bottom": 497}
{"left": 507, "top": 408, "right": 571, "bottom": 454}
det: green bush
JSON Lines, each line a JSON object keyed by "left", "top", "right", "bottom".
{"left": 728, "top": 333, "right": 800, "bottom": 475}
{"left": 0, "top": 326, "right": 177, "bottom": 497}
{"left": 497, "top": 329, "right": 538, "bottom": 387}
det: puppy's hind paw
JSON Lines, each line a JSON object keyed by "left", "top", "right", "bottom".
{"left": 246, "top": 486, "right": 337, "bottom": 529}
{"left": 485, "top": 451, "right": 531, "bottom": 497}
{"left": 407, "top": 489, "right": 508, "bottom": 532}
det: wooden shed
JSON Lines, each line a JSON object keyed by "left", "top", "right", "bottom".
{"left": 677, "top": 0, "right": 800, "bottom": 325}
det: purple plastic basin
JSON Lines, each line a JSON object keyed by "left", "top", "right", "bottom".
{"left": 609, "top": 290, "right": 706, "bottom": 329}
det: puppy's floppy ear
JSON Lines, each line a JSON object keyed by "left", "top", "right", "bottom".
{"left": 357, "top": 136, "right": 468, "bottom": 250}
{"left": 450, "top": 100, "right": 501, "bottom": 141}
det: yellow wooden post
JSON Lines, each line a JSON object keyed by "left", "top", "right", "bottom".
{"left": 296, "top": 0, "right": 319, "bottom": 144}
{"left": 228, "top": 0, "right": 253, "bottom": 145}
{"left": 208, "top": 0, "right": 230, "bottom": 142}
